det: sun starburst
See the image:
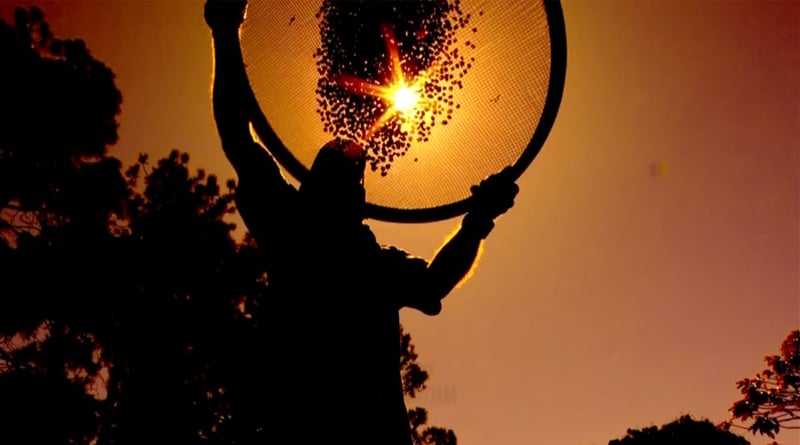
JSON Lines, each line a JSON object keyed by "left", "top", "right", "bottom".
{"left": 391, "top": 83, "right": 420, "bottom": 114}
{"left": 331, "top": 24, "right": 429, "bottom": 140}
{"left": 314, "top": 1, "right": 480, "bottom": 176}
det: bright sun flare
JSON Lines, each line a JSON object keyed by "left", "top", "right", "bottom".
{"left": 391, "top": 84, "right": 420, "bottom": 114}
{"left": 330, "top": 24, "right": 433, "bottom": 141}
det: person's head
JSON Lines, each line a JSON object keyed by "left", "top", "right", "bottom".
{"left": 298, "top": 138, "right": 366, "bottom": 225}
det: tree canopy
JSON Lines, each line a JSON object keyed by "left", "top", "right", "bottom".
{"left": 0, "top": 6, "right": 454, "bottom": 444}
{"left": 609, "top": 415, "right": 749, "bottom": 445}
{"left": 721, "top": 330, "right": 800, "bottom": 445}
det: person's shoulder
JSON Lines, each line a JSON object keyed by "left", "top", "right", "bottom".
{"left": 379, "top": 244, "right": 427, "bottom": 267}
{"left": 358, "top": 223, "right": 426, "bottom": 266}
{"left": 380, "top": 243, "right": 408, "bottom": 256}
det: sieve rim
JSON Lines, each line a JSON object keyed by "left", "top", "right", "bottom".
{"left": 247, "top": 0, "right": 567, "bottom": 223}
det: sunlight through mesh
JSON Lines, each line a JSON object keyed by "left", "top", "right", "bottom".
{"left": 241, "top": 0, "right": 564, "bottom": 222}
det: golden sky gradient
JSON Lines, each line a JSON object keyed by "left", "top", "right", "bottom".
{"left": 1, "top": 1, "right": 797, "bottom": 444}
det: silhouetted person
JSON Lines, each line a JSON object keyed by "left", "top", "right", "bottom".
{"left": 205, "top": 1, "right": 518, "bottom": 444}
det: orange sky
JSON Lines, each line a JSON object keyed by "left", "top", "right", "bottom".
{"left": 1, "top": 1, "right": 797, "bottom": 444}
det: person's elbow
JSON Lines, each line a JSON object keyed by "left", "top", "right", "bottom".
{"left": 413, "top": 287, "right": 444, "bottom": 316}
{"left": 420, "top": 299, "right": 442, "bottom": 316}
{"left": 219, "top": 129, "right": 254, "bottom": 154}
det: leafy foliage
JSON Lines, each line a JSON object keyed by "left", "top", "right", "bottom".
{"left": 0, "top": 5, "right": 121, "bottom": 216}
{"left": 402, "top": 326, "right": 458, "bottom": 445}
{"left": 0, "top": 6, "right": 455, "bottom": 444}
{"left": 720, "top": 330, "right": 800, "bottom": 445}
{"left": 1, "top": 145, "right": 255, "bottom": 443}
{"left": 609, "top": 415, "right": 749, "bottom": 445}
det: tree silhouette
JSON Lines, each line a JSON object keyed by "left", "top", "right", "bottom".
{"left": 608, "top": 415, "right": 749, "bottom": 445}
{"left": 0, "top": 5, "right": 121, "bottom": 222}
{"left": 721, "top": 330, "right": 800, "bottom": 445}
{"left": 402, "top": 325, "right": 458, "bottom": 445}
{"left": 0, "top": 6, "right": 455, "bottom": 444}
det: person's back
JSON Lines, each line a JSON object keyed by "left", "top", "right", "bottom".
{"left": 255, "top": 145, "right": 416, "bottom": 444}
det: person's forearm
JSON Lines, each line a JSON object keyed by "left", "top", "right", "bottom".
{"left": 211, "top": 29, "right": 256, "bottom": 163}
{"left": 425, "top": 220, "right": 490, "bottom": 300}
{"left": 209, "top": 26, "right": 294, "bottom": 199}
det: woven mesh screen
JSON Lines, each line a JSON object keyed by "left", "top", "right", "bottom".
{"left": 241, "top": 0, "right": 563, "bottom": 221}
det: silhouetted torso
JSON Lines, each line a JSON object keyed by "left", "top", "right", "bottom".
{"left": 206, "top": 3, "right": 515, "bottom": 440}
{"left": 234, "top": 143, "right": 430, "bottom": 445}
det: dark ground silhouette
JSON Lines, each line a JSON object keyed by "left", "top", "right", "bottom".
{"left": 609, "top": 415, "right": 750, "bottom": 445}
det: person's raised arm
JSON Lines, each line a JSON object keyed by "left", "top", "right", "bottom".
{"left": 206, "top": 0, "right": 256, "bottom": 168}
{"left": 205, "top": 0, "right": 291, "bottom": 185}
{"left": 205, "top": 0, "right": 296, "bottom": 245}
{"left": 398, "top": 168, "right": 519, "bottom": 315}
